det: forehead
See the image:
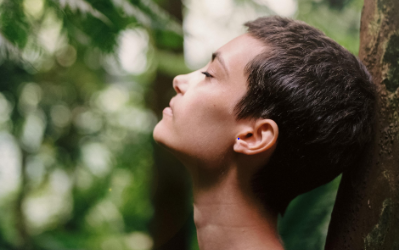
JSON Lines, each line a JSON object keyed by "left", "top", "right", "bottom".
{"left": 217, "top": 33, "right": 266, "bottom": 74}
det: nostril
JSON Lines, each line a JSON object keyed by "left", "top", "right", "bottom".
{"left": 173, "top": 75, "right": 184, "bottom": 94}
{"left": 173, "top": 74, "right": 190, "bottom": 94}
{"left": 173, "top": 77, "right": 180, "bottom": 93}
{"left": 174, "top": 85, "right": 181, "bottom": 93}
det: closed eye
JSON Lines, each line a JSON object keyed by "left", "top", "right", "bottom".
{"left": 201, "top": 71, "right": 213, "bottom": 78}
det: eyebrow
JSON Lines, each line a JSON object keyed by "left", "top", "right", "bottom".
{"left": 212, "top": 52, "right": 229, "bottom": 76}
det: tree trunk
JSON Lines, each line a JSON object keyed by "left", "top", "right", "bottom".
{"left": 148, "top": 1, "right": 193, "bottom": 250}
{"left": 325, "top": 0, "right": 399, "bottom": 249}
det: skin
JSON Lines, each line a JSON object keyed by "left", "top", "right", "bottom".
{"left": 153, "top": 33, "right": 284, "bottom": 250}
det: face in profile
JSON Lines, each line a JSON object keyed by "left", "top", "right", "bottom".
{"left": 153, "top": 34, "right": 265, "bottom": 168}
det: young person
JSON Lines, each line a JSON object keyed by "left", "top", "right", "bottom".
{"left": 153, "top": 16, "right": 376, "bottom": 250}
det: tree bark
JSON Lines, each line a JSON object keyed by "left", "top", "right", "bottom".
{"left": 325, "top": 0, "right": 399, "bottom": 249}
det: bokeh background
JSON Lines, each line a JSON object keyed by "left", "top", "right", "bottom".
{"left": 0, "top": 0, "right": 364, "bottom": 249}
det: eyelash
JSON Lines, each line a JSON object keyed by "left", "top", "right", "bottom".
{"left": 201, "top": 71, "right": 213, "bottom": 78}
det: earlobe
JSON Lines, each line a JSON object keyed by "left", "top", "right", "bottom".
{"left": 234, "top": 119, "right": 278, "bottom": 155}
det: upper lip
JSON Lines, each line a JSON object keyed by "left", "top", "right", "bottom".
{"left": 169, "top": 98, "right": 174, "bottom": 111}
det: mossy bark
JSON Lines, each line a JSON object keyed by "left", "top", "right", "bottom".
{"left": 325, "top": 0, "right": 399, "bottom": 249}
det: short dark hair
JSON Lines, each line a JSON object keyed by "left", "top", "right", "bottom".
{"left": 234, "top": 16, "right": 377, "bottom": 215}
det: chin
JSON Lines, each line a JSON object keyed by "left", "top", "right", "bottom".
{"left": 153, "top": 122, "right": 165, "bottom": 144}
{"left": 153, "top": 123, "right": 189, "bottom": 163}
{"left": 153, "top": 122, "right": 175, "bottom": 150}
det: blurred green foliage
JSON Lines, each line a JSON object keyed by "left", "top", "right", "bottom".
{"left": 0, "top": 0, "right": 364, "bottom": 249}
{"left": 0, "top": 0, "right": 182, "bottom": 249}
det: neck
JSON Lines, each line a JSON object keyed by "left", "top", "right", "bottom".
{"left": 192, "top": 167, "right": 284, "bottom": 250}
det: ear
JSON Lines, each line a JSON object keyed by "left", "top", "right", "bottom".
{"left": 233, "top": 119, "right": 278, "bottom": 155}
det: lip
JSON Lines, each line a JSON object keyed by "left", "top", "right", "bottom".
{"left": 163, "top": 107, "right": 173, "bottom": 116}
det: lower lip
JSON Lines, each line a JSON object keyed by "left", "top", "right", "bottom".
{"left": 163, "top": 107, "right": 173, "bottom": 116}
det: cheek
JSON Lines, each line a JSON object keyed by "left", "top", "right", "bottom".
{"left": 176, "top": 97, "right": 234, "bottom": 152}
{"left": 181, "top": 95, "right": 227, "bottom": 128}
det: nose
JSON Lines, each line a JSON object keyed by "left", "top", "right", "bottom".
{"left": 172, "top": 74, "right": 188, "bottom": 94}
